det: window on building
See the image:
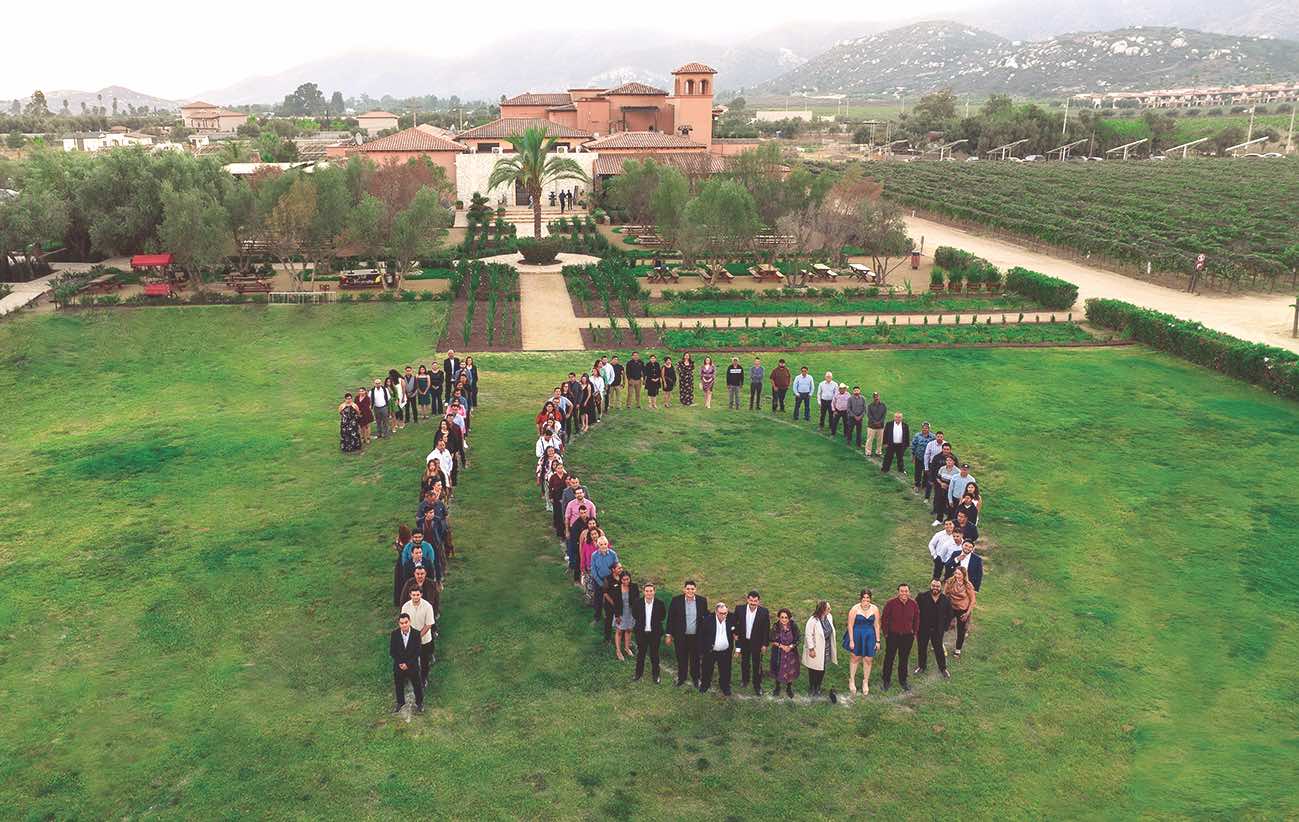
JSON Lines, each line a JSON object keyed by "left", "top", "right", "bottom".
{"left": 477, "top": 142, "right": 499, "bottom": 153}
{"left": 700, "top": 80, "right": 709, "bottom": 95}
{"left": 686, "top": 79, "right": 695, "bottom": 95}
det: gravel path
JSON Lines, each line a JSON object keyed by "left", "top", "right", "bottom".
{"left": 905, "top": 215, "right": 1299, "bottom": 354}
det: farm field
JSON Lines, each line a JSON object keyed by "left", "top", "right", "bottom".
{"left": 1099, "top": 113, "right": 1294, "bottom": 146}
{"left": 871, "top": 158, "right": 1299, "bottom": 286}
{"left": 2, "top": 307, "right": 1298, "bottom": 817}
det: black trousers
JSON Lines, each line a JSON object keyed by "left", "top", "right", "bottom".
{"left": 916, "top": 628, "right": 946, "bottom": 672}
{"left": 913, "top": 457, "right": 926, "bottom": 489}
{"left": 845, "top": 416, "right": 863, "bottom": 446}
{"left": 418, "top": 639, "right": 435, "bottom": 683}
{"left": 933, "top": 487, "right": 949, "bottom": 519}
{"left": 771, "top": 387, "right": 787, "bottom": 411}
{"left": 793, "top": 394, "right": 810, "bottom": 420}
{"left": 819, "top": 399, "right": 832, "bottom": 427}
{"left": 635, "top": 633, "right": 661, "bottom": 679}
{"left": 739, "top": 645, "right": 764, "bottom": 691}
{"left": 882, "top": 632, "right": 914, "bottom": 686}
{"left": 808, "top": 667, "right": 826, "bottom": 694}
{"left": 954, "top": 609, "right": 971, "bottom": 650}
{"left": 393, "top": 664, "right": 423, "bottom": 706}
{"left": 931, "top": 556, "right": 947, "bottom": 580}
{"left": 749, "top": 383, "right": 762, "bottom": 409}
{"left": 883, "top": 444, "right": 907, "bottom": 472}
{"left": 672, "top": 634, "right": 700, "bottom": 685}
{"left": 602, "top": 600, "right": 616, "bottom": 641}
{"left": 403, "top": 401, "right": 415, "bottom": 423}
{"left": 430, "top": 392, "right": 444, "bottom": 415}
{"left": 700, "top": 649, "right": 732, "bottom": 694}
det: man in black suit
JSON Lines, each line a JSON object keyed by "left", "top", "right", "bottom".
{"left": 441, "top": 350, "right": 461, "bottom": 403}
{"left": 698, "top": 602, "right": 735, "bottom": 696}
{"left": 732, "top": 590, "right": 771, "bottom": 695}
{"left": 633, "top": 582, "right": 667, "bottom": 683}
{"left": 914, "top": 577, "right": 952, "bottom": 679}
{"left": 389, "top": 613, "right": 424, "bottom": 713}
{"left": 666, "top": 580, "right": 708, "bottom": 688}
{"left": 881, "top": 412, "right": 911, "bottom": 474}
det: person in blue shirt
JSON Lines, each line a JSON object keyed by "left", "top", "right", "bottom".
{"left": 791, "top": 366, "right": 815, "bottom": 421}
{"left": 910, "top": 421, "right": 935, "bottom": 493}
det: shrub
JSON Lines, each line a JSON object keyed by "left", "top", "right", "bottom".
{"left": 1086, "top": 298, "right": 1299, "bottom": 399}
{"left": 930, "top": 269, "right": 945, "bottom": 288}
{"left": 517, "top": 237, "right": 561, "bottom": 264}
{"left": 1005, "top": 267, "right": 1078, "bottom": 309}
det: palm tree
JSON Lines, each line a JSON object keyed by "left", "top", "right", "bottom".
{"left": 486, "top": 126, "right": 589, "bottom": 238}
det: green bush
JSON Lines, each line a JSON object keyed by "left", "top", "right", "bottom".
{"left": 1005, "top": 267, "right": 1078, "bottom": 309}
{"left": 1085, "top": 298, "right": 1299, "bottom": 399}
{"left": 517, "top": 237, "right": 561, "bottom": 264}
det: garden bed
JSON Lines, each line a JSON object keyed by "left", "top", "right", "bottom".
{"left": 647, "top": 290, "right": 1033, "bottom": 318}
{"left": 433, "top": 259, "right": 524, "bottom": 351}
{"left": 658, "top": 318, "right": 1096, "bottom": 351}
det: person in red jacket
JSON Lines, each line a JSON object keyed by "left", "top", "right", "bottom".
{"left": 880, "top": 583, "right": 920, "bottom": 693}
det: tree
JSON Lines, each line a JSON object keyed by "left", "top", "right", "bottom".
{"left": 279, "top": 82, "right": 328, "bottom": 117}
{"left": 852, "top": 125, "right": 872, "bottom": 144}
{"left": 678, "top": 178, "right": 761, "bottom": 267}
{"left": 158, "top": 183, "right": 232, "bottom": 289}
{"left": 729, "top": 96, "right": 746, "bottom": 111}
{"left": 487, "top": 125, "right": 589, "bottom": 237}
{"left": 727, "top": 142, "right": 794, "bottom": 230}
{"left": 330, "top": 91, "right": 346, "bottom": 116}
{"left": 911, "top": 89, "right": 958, "bottom": 126}
{"left": 604, "top": 158, "right": 662, "bottom": 226}
{"left": 649, "top": 165, "right": 690, "bottom": 250}
{"left": 217, "top": 140, "right": 254, "bottom": 164}
{"left": 342, "top": 194, "right": 386, "bottom": 263}
{"left": 812, "top": 172, "right": 879, "bottom": 265}
{"left": 5, "top": 131, "right": 24, "bottom": 149}
{"left": 775, "top": 165, "right": 837, "bottom": 281}
{"left": 24, "top": 91, "right": 49, "bottom": 118}
{"left": 222, "top": 178, "right": 259, "bottom": 271}
{"left": 0, "top": 188, "right": 69, "bottom": 279}
{"left": 857, "top": 198, "right": 912, "bottom": 283}
{"left": 266, "top": 176, "right": 317, "bottom": 288}
{"left": 389, "top": 187, "right": 450, "bottom": 286}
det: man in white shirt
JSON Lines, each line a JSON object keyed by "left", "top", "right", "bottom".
{"left": 817, "top": 372, "right": 838, "bottom": 429}
{"left": 882, "top": 412, "right": 911, "bottom": 474}
{"left": 928, "top": 520, "right": 960, "bottom": 581}
{"left": 401, "top": 588, "right": 437, "bottom": 688}
{"left": 535, "top": 428, "right": 564, "bottom": 460}
{"left": 632, "top": 582, "right": 666, "bottom": 684}
{"left": 599, "top": 358, "right": 616, "bottom": 413}
{"left": 371, "top": 378, "right": 391, "bottom": 438}
{"left": 699, "top": 602, "right": 734, "bottom": 696}
{"left": 922, "top": 431, "right": 949, "bottom": 502}
{"left": 426, "top": 437, "right": 454, "bottom": 480}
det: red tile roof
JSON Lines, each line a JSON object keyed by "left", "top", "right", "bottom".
{"left": 180, "top": 100, "right": 219, "bottom": 109}
{"left": 605, "top": 82, "right": 668, "bottom": 96}
{"left": 356, "top": 124, "right": 466, "bottom": 152}
{"left": 592, "top": 153, "right": 726, "bottom": 176}
{"left": 584, "top": 131, "right": 705, "bottom": 150}
{"left": 546, "top": 103, "right": 577, "bottom": 112}
{"left": 357, "top": 110, "right": 398, "bottom": 119}
{"left": 456, "top": 118, "right": 593, "bottom": 140}
{"left": 672, "top": 63, "right": 717, "bottom": 74}
{"left": 501, "top": 92, "right": 574, "bottom": 107}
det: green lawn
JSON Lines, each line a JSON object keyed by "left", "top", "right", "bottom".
{"left": 1, "top": 307, "right": 1297, "bottom": 818}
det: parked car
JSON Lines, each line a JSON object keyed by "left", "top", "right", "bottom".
{"left": 1023, "top": 154, "right": 1044, "bottom": 162}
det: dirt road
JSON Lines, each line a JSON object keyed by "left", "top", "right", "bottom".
{"left": 906, "top": 215, "right": 1299, "bottom": 354}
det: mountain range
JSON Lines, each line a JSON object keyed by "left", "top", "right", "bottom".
{"left": 2, "top": 85, "right": 180, "bottom": 115}
{"left": 757, "top": 22, "right": 1299, "bottom": 96}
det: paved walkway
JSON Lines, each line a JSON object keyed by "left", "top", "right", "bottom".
{"left": 0, "top": 272, "right": 60, "bottom": 317}
{"left": 906, "top": 215, "right": 1299, "bottom": 354}
{"left": 485, "top": 252, "right": 601, "bottom": 350}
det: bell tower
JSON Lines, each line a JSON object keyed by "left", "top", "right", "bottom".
{"left": 669, "top": 62, "right": 717, "bottom": 147}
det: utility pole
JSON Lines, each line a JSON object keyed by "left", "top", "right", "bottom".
{"left": 1287, "top": 104, "right": 1296, "bottom": 154}
{"left": 1062, "top": 96, "right": 1070, "bottom": 136}
{"left": 965, "top": 95, "right": 970, "bottom": 118}
{"left": 1247, "top": 105, "right": 1256, "bottom": 142}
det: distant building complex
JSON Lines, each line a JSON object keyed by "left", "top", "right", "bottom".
{"left": 1076, "top": 82, "right": 1299, "bottom": 109}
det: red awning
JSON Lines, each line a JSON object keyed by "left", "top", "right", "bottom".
{"left": 130, "top": 253, "right": 173, "bottom": 268}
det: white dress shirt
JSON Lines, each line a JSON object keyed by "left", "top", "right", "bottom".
{"left": 643, "top": 599, "right": 654, "bottom": 632}
{"left": 745, "top": 606, "right": 756, "bottom": 638}
{"left": 426, "top": 447, "right": 453, "bottom": 478}
{"left": 712, "top": 617, "right": 729, "bottom": 650}
{"left": 928, "top": 530, "right": 958, "bottom": 561}
{"left": 891, "top": 421, "right": 905, "bottom": 444}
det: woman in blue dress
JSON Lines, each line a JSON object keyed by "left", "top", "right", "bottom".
{"left": 843, "top": 588, "right": 880, "bottom": 697}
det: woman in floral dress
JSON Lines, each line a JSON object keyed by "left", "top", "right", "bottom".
{"left": 699, "top": 357, "right": 716, "bottom": 408}
{"left": 339, "top": 393, "right": 362, "bottom": 453}
{"left": 769, "top": 608, "right": 801, "bottom": 698}
{"left": 678, "top": 352, "right": 695, "bottom": 406}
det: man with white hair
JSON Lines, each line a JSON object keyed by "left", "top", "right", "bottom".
{"left": 817, "top": 371, "right": 837, "bottom": 429}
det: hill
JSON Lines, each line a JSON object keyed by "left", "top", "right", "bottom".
{"left": 759, "top": 21, "right": 1299, "bottom": 96}
{"left": 1, "top": 85, "right": 179, "bottom": 114}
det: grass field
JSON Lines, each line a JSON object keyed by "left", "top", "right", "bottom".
{"left": 2, "top": 306, "right": 1298, "bottom": 818}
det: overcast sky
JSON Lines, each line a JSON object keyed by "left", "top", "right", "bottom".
{"left": 1, "top": 0, "right": 966, "bottom": 99}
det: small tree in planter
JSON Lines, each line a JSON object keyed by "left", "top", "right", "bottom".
{"left": 930, "top": 268, "right": 945, "bottom": 292}
{"left": 985, "top": 267, "right": 1003, "bottom": 294}
{"left": 946, "top": 267, "right": 963, "bottom": 292}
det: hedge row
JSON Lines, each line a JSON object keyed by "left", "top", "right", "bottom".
{"left": 933, "top": 246, "right": 998, "bottom": 283}
{"left": 1005, "top": 267, "right": 1079, "bottom": 310}
{"left": 1085, "top": 298, "right": 1299, "bottom": 399}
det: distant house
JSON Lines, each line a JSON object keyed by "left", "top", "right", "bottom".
{"left": 356, "top": 110, "right": 399, "bottom": 136}
{"left": 181, "top": 101, "right": 247, "bottom": 133}
{"left": 62, "top": 131, "right": 155, "bottom": 152}
{"left": 348, "top": 124, "right": 468, "bottom": 179}
{"left": 754, "top": 110, "right": 814, "bottom": 122}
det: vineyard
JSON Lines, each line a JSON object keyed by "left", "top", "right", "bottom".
{"left": 436, "top": 260, "right": 521, "bottom": 351}
{"left": 870, "top": 159, "right": 1299, "bottom": 289}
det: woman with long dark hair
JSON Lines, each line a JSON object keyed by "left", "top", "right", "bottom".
{"left": 339, "top": 393, "right": 361, "bottom": 453}
{"left": 678, "top": 352, "right": 695, "bottom": 406}
{"left": 802, "top": 600, "right": 838, "bottom": 700}
{"left": 769, "top": 607, "right": 801, "bottom": 698}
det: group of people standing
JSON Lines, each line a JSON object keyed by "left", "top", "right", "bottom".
{"left": 338, "top": 350, "right": 478, "bottom": 453}
{"left": 377, "top": 352, "right": 479, "bottom": 714}
{"left": 530, "top": 350, "right": 990, "bottom": 700}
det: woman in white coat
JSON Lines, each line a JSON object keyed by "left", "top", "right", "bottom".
{"left": 801, "top": 600, "right": 839, "bottom": 701}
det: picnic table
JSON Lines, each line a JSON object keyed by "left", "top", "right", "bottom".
{"left": 701, "top": 264, "right": 735, "bottom": 285}
{"left": 142, "top": 282, "right": 173, "bottom": 298}
{"left": 749, "top": 264, "right": 785, "bottom": 284}
{"left": 339, "top": 270, "right": 384, "bottom": 290}
{"left": 232, "top": 279, "right": 272, "bottom": 294}
{"left": 646, "top": 261, "right": 680, "bottom": 284}
{"left": 810, "top": 263, "right": 839, "bottom": 282}
{"left": 848, "top": 263, "right": 877, "bottom": 282}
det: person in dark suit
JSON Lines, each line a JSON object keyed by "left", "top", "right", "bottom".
{"left": 943, "top": 541, "right": 984, "bottom": 591}
{"left": 698, "top": 602, "right": 736, "bottom": 696}
{"left": 389, "top": 613, "right": 424, "bottom": 713}
{"left": 666, "top": 580, "right": 708, "bottom": 688}
{"left": 881, "top": 412, "right": 911, "bottom": 474}
{"left": 632, "top": 582, "right": 667, "bottom": 683}
{"left": 914, "top": 577, "right": 952, "bottom": 678}
{"left": 441, "top": 350, "right": 461, "bottom": 403}
{"left": 732, "top": 590, "right": 771, "bottom": 695}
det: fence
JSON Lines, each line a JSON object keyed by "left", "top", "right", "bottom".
{"left": 269, "top": 291, "right": 338, "bottom": 305}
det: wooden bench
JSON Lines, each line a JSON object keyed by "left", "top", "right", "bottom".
{"left": 748, "top": 264, "right": 785, "bottom": 283}
{"left": 702, "top": 264, "right": 734, "bottom": 285}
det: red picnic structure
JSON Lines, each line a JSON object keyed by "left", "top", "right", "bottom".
{"left": 131, "top": 253, "right": 177, "bottom": 297}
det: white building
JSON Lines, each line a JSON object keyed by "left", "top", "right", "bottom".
{"left": 62, "top": 131, "right": 155, "bottom": 152}
{"left": 754, "top": 110, "right": 814, "bottom": 122}
{"left": 454, "top": 150, "right": 597, "bottom": 207}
